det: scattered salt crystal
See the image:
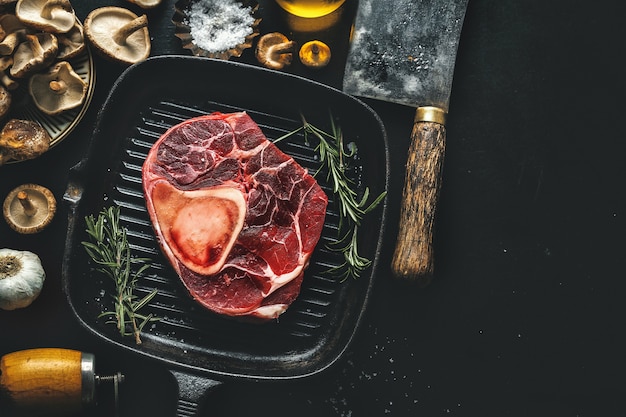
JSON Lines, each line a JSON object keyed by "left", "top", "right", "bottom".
{"left": 186, "top": 0, "right": 255, "bottom": 53}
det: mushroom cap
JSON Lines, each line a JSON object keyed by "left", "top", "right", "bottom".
{"left": 29, "top": 60, "right": 86, "bottom": 115}
{"left": 299, "top": 40, "right": 331, "bottom": 69}
{"left": 255, "top": 32, "right": 295, "bottom": 70}
{"left": 0, "top": 118, "right": 50, "bottom": 164}
{"left": 3, "top": 183, "right": 56, "bottom": 234}
{"left": 56, "top": 16, "right": 85, "bottom": 60}
{"left": 0, "top": 13, "right": 26, "bottom": 33}
{"left": 84, "top": 7, "right": 150, "bottom": 65}
{"left": 10, "top": 32, "right": 59, "bottom": 78}
{"left": 15, "top": 0, "right": 76, "bottom": 33}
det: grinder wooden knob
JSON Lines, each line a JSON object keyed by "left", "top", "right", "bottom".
{"left": 0, "top": 348, "right": 99, "bottom": 416}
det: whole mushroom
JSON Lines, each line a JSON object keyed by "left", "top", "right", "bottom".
{"left": 56, "top": 16, "right": 85, "bottom": 59}
{"left": 10, "top": 32, "right": 59, "bottom": 79}
{"left": 299, "top": 40, "right": 331, "bottom": 69}
{"left": 255, "top": 32, "right": 296, "bottom": 70}
{"left": 3, "top": 183, "right": 56, "bottom": 234}
{"left": 15, "top": 0, "right": 76, "bottom": 34}
{"left": 84, "top": 7, "right": 150, "bottom": 65}
{"left": 29, "top": 60, "right": 86, "bottom": 115}
{"left": 0, "top": 118, "right": 50, "bottom": 164}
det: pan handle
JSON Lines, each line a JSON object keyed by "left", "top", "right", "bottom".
{"left": 169, "top": 370, "right": 222, "bottom": 416}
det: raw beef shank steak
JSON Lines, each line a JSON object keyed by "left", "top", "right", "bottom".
{"left": 142, "top": 112, "right": 328, "bottom": 320}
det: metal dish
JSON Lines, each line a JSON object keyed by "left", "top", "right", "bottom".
{"left": 172, "top": 0, "right": 262, "bottom": 60}
{"left": 62, "top": 55, "right": 388, "bottom": 415}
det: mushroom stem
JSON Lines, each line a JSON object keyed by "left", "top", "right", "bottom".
{"left": 0, "top": 56, "right": 12, "bottom": 71}
{"left": 0, "top": 30, "right": 25, "bottom": 55}
{"left": 0, "top": 56, "right": 16, "bottom": 90}
{"left": 1, "top": 74, "right": 17, "bottom": 91}
{"left": 17, "top": 191, "right": 38, "bottom": 217}
{"left": 263, "top": 41, "right": 296, "bottom": 70}
{"left": 269, "top": 41, "right": 296, "bottom": 56}
{"left": 112, "top": 15, "right": 148, "bottom": 46}
{"left": 49, "top": 79, "right": 67, "bottom": 94}
{"left": 41, "top": 0, "right": 73, "bottom": 20}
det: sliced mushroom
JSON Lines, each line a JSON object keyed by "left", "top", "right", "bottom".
{"left": 10, "top": 32, "right": 58, "bottom": 78}
{"left": 0, "top": 13, "right": 30, "bottom": 55}
{"left": 0, "top": 84, "right": 10, "bottom": 119}
{"left": 0, "top": 118, "right": 50, "bottom": 164}
{"left": 84, "top": 7, "right": 150, "bottom": 66}
{"left": 126, "top": 0, "right": 162, "bottom": 9}
{"left": 29, "top": 60, "right": 86, "bottom": 115}
{"left": 15, "top": 0, "right": 76, "bottom": 33}
{"left": 255, "top": 32, "right": 295, "bottom": 70}
{"left": 56, "top": 16, "right": 84, "bottom": 59}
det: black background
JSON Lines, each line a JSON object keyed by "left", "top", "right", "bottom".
{"left": 1, "top": 0, "right": 625, "bottom": 416}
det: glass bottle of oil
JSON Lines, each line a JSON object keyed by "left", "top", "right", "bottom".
{"left": 275, "top": 0, "right": 347, "bottom": 18}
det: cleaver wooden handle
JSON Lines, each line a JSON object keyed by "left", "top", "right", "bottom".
{"left": 391, "top": 106, "right": 446, "bottom": 286}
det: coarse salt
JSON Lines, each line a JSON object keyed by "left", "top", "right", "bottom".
{"left": 186, "top": 0, "right": 255, "bottom": 53}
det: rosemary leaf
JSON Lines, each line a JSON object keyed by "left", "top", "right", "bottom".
{"left": 327, "top": 225, "right": 372, "bottom": 281}
{"left": 134, "top": 288, "right": 159, "bottom": 311}
{"left": 82, "top": 206, "right": 159, "bottom": 345}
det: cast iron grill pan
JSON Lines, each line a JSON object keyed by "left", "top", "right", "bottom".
{"left": 62, "top": 56, "right": 388, "bottom": 414}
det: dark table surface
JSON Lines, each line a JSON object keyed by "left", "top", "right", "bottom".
{"left": 2, "top": 0, "right": 625, "bottom": 416}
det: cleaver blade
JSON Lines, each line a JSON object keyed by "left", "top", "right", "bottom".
{"left": 343, "top": 0, "right": 469, "bottom": 285}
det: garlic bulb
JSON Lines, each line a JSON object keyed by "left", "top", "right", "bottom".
{"left": 0, "top": 248, "right": 45, "bottom": 310}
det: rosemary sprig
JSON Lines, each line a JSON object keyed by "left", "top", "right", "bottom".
{"left": 82, "top": 206, "right": 159, "bottom": 345}
{"left": 326, "top": 224, "right": 373, "bottom": 281}
{"left": 276, "top": 115, "right": 386, "bottom": 280}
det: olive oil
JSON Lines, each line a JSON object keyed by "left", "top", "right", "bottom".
{"left": 275, "top": 0, "right": 347, "bottom": 18}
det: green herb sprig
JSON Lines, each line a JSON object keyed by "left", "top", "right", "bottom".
{"left": 276, "top": 115, "right": 386, "bottom": 280}
{"left": 82, "top": 206, "right": 159, "bottom": 345}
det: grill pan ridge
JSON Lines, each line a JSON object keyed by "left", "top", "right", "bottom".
{"left": 61, "top": 56, "right": 389, "bottom": 413}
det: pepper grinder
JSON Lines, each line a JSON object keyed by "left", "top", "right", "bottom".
{"left": 0, "top": 348, "right": 123, "bottom": 416}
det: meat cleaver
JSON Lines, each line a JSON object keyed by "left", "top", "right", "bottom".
{"left": 342, "top": 0, "right": 469, "bottom": 285}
